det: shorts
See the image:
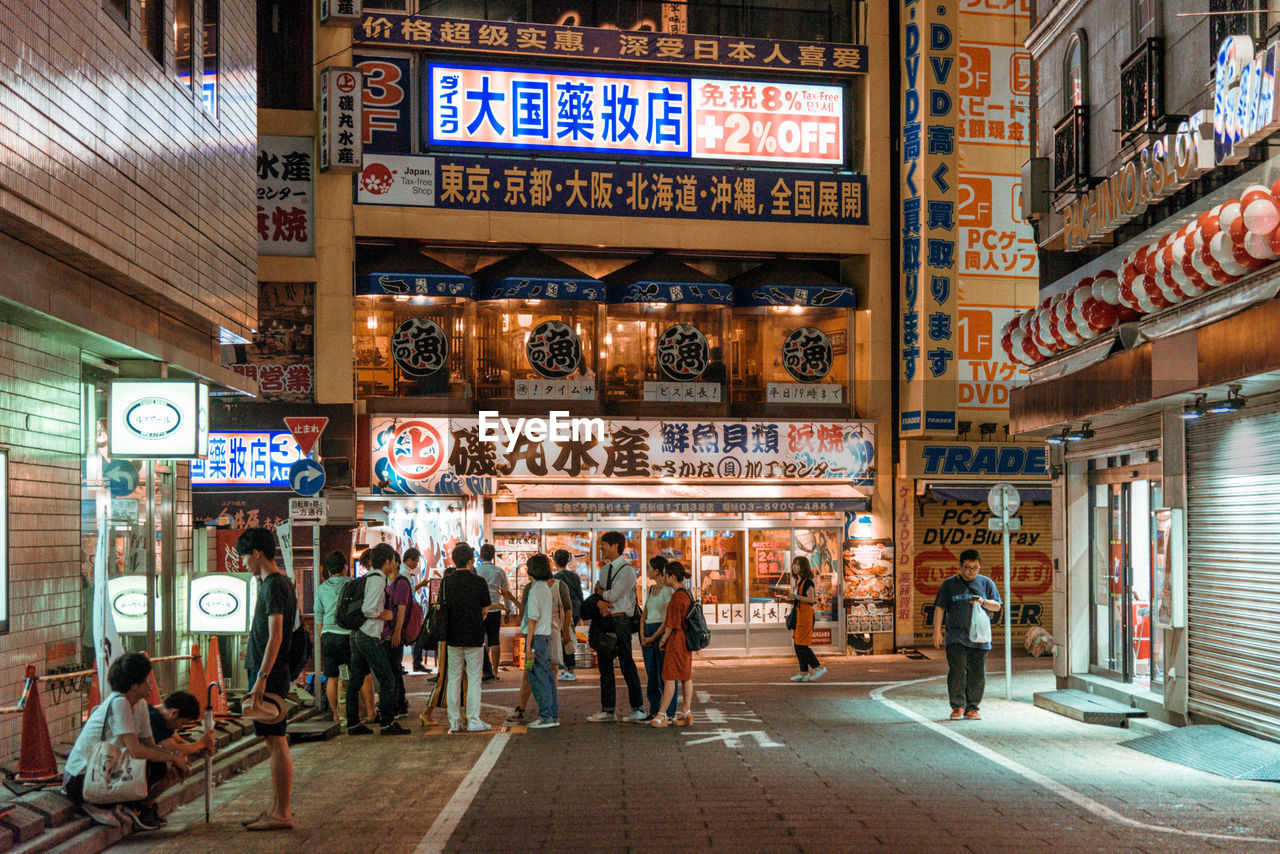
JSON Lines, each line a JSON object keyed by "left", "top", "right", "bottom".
{"left": 484, "top": 610, "right": 502, "bottom": 646}
{"left": 251, "top": 673, "right": 292, "bottom": 738}
{"left": 320, "top": 632, "right": 351, "bottom": 678}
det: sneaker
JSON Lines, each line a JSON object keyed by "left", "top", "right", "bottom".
{"left": 449, "top": 721, "right": 465, "bottom": 733}
{"left": 622, "top": 709, "right": 648, "bottom": 723}
{"left": 558, "top": 671, "right": 578, "bottom": 681}
{"left": 808, "top": 665, "right": 827, "bottom": 681}
{"left": 789, "top": 672, "right": 808, "bottom": 682}
{"left": 964, "top": 709, "right": 981, "bottom": 720}
{"left": 467, "top": 720, "right": 492, "bottom": 732}
{"left": 504, "top": 708, "right": 527, "bottom": 724}
{"left": 587, "top": 710, "right": 617, "bottom": 723}
{"left": 395, "top": 710, "right": 410, "bottom": 719}
{"left": 82, "top": 803, "right": 120, "bottom": 827}
{"left": 119, "top": 804, "right": 160, "bottom": 831}
{"left": 380, "top": 722, "right": 412, "bottom": 735}
{"left": 347, "top": 723, "right": 374, "bottom": 735}
{"left": 949, "top": 708, "right": 964, "bottom": 720}
{"left": 139, "top": 805, "right": 167, "bottom": 827}
{"left": 427, "top": 674, "right": 439, "bottom": 683}
{"left": 527, "top": 718, "right": 560, "bottom": 729}
{"left": 412, "top": 663, "right": 428, "bottom": 673}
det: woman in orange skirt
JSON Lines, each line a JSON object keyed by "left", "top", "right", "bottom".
{"left": 790, "top": 556, "right": 827, "bottom": 682}
{"left": 650, "top": 561, "right": 694, "bottom": 727}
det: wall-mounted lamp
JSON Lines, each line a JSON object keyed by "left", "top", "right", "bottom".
{"left": 1181, "top": 393, "right": 1208, "bottom": 421}
{"left": 1048, "top": 463, "right": 1063, "bottom": 480}
{"left": 978, "top": 422, "right": 998, "bottom": 441}
{"left": 1065, "top": 421, "right": 1094, "bottom": 442}
{"left": 1045, "top": 428, "right": 1069, "bottom": 446}
{"left": 1207, "top": 384, "right": 1246, "bottom": 415}
{"left": 956, "top": 420, "right": 971, "bottom": 440}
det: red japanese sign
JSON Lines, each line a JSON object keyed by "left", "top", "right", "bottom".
{"left": 284, "top": 416, "right": 329, "bottom": 457}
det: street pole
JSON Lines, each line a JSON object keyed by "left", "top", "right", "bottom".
{"left": 1001, "top": 504, "right": 1013, "bottom": 700}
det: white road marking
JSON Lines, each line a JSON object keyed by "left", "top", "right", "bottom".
{"left": 682, "top": 727, "right": 784, "bottom": 748}
{"left": 871, "top": 678, "right": 1277, "bottom": 845}
{"left": 412, "top": 733, "right": 510, "bottom": 854}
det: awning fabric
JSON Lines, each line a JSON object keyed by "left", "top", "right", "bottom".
{"left": 355, "top": 245, "right": 473, "bottom": 298}
{"left": 504, "top": 481, "right": 869, "bottom": 514}
{"left": 604, "top": 254, "right": 733, "bottom": 305}
{"left": 730, "top": 259, "right": 856, "bottom": 308}
{"left": 473, "top": 248, "right": 606, "bottom": 302}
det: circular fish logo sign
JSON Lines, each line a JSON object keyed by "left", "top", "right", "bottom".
{"left": 526, "top": 320, "right": 582, "bottom": 379}
{"left": 782, "top": 327, "right": 834, "bottom": 382}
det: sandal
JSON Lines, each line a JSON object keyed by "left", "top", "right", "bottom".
{"left": 245, "top": 813, "right": 294, "bottom": 831}
{"left": 648, "top": 713, "right": 670, "bottom": 728}
{"left": 240, "top": 810, "right": 268, "bottom": 827}
{"left": 673, "top": 711, "right": 693, "bottom": 726}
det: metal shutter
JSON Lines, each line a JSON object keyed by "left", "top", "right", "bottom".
{"left": 1185, "top": 397, "right": 1280, "bottom": 739}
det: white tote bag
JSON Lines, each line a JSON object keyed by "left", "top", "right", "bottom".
{"left": 968, "top": 595, "right": 993, "bottom": 644}
{"left": 82, "top": 698, "right": 149, "bottom": 804}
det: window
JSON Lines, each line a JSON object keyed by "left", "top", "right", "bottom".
{"left": 203, "top": 0, "right": 220, "bottom": 115}
{"left": 139, "top": 0, "right": 164, "bottom": 63}
{"left": 258, "top": 0, "right": 313, "bottom": 110}
{"left": 1210, "top": 0, "right": 1262, "bottom": 61}
{"left": 1129, "top": 0, "right": 1156, "bottom": 49}
{"left": 176, "top": 0, "right": 196, "bottom": 90}
{"left": 1063, "top": 32, "right": 1086, "bottom": 112}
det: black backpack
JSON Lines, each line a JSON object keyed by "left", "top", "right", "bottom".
{"left": 335, "top": 575, "right": 370, "bottom": 631}
{"left": 682, "top": 590, "right": 711, "bottom": 652}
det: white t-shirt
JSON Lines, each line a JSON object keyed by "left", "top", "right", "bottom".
{"left": 525, "top": 581, "right": 554, "bottom": 637}
{"left": 65, "top": 692, "right": 152, "bottom": 778}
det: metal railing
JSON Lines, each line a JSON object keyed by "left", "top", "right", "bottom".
{"left": 1120, "top": 37, "right": 1164, "bottom": 145}
{"left": 1053, "top": 105, "right": 1090, "bottom": 193}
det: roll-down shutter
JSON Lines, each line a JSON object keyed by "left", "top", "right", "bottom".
{"left": 1185, "top": 398, "right": 1280, "bottom": 739}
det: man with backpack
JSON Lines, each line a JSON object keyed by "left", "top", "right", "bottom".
{"left": 551, "top": 549, "right": 583, "bottom": 681}
{"left": 931, "top": 548, "right": 1002, "bottom": 721}
{"left": 314, "top": 551, "right": 353, "bottom": 724}
{"left": 340, "top": 543, "right": 412, "bottom": 736}
{"left": 236, "top": 527, "right": 296, "bottom": 831}
{"left": 587, "top": 531, "right": 646, "bottom": 723}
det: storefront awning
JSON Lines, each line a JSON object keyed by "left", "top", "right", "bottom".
{"left": 504, "top": 481, "right": 869, "bottom": 515}
{"left": 730, "top": 259, "right": 856, "bottom": 308}
{"left": 604, "top": 254, "right": 733, "bottom": 305}
{"left": 474, "top": 248, "right": 606, "bottom": 301}
{"left": 355, "top": 245, "right": 473, "bottom": 298}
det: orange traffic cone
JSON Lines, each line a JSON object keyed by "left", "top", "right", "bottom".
{"left": 205, "top": 637, "right": 229, "bottom": 716}
{"left": 16, "top": 665, "right": 59, "bottom": 783}
{"left": 187, "top": 643, "right": 206, "bottom": 716}
{"left": 145, "top": 670, "right": 162, "bottom": 706}
{"left": 88, "top": 670, "right": 101, "bottom": 711}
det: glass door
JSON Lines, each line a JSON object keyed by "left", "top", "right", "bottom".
{"left": 1090, "top": 478, "right": 1160, "bottom": 686}
{"left": 697, "top": 528, "right": 746, "bottom": 652}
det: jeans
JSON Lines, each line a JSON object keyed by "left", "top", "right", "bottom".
{"left": 596, "top": 615, "right": 643, "bottom": 713}
{"left": 946, "top": 643, "right": 988, "bottom": 711}
{"left": 348, "top": 631, "right": 396, "bottom": 727}
{"left": 382, "top": 641, "right": 407, "bottom": 713}
{"left": 528, "top": 635, "right": 559, "bottom": 722}
{"left": 642, "top": 621, "right": 677, "bottom": 717}
{"left": 447, "top": 645, "right": 484, "bottom": 727}
{"left": 794, "top": 643, "right": 820, "bottom": 671}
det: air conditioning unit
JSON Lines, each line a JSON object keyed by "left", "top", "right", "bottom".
{"left": 326, "top": 490, "right": 357, "bottom": 525}
{"left": 1021, "top": 158, "right": 1051, "bottom": 219}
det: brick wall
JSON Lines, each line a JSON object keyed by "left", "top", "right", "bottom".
{"left": 0, "top": 323, "right": 82, "bottom": 761}
{"left": 0, "top": 0, "right": 258, "bottom": 340}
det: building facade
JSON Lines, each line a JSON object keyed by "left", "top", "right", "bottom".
{"left": 1015, "top": 0, "right": 1280, "bottom": 737}
{"left": 250, "top": 0, "right": 895, "bottom": 659}
{"left": 0, "top": 1, "right": 258, "bottom": 760}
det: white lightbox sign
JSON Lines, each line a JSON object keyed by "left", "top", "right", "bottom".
{"left": 188, "top": 572, "right": 252, "bottom": 634}
{"left": 107, "top": 575, "right": 162, "bottom": 635}
{"left": 108, "top": 380, "right": 207, "bottom": 459}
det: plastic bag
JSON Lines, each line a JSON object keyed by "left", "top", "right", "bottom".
{"left": 968, "top": 598, "right": 992, "bottom": 644}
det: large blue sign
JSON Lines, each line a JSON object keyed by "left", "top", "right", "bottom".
{"left": 918, "top": 444, "right": 1047, "bottom": 477}
{"left": 192, "top": 432, "right": 305, "bottom": 487}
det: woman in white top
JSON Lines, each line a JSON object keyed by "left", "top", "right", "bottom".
{"left": 64, "top": 652, "right": 190, "bottom": 830}
{"left": 524, "top": 554, "right": 563, "bottom": 728}
{"left": 639, "top": 556, "right": 678, "bottom": 721}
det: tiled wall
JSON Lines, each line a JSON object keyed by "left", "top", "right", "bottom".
{"left": 0, "top": 324, "right": 82, "bottom": 759}
{"left": 0, "top": 0, "right": 258, "bottom": 339}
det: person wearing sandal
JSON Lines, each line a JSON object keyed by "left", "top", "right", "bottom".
{"left": 789, "top": 557, "right": 827, "bottom": 683}
{"left": 649, "top": 561, "right": 695, "bottom": 728}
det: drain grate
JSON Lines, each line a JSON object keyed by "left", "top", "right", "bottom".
{"left": 899, "top": 648, "right": 928, "bottom": 660}
{"left": 1124, "top": 725, "right": 1280, "bottom": 781}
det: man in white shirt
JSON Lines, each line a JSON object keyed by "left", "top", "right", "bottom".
{"left": 475, "top": 544, "right": 518, "bottom": 681}
{"left": 588, "top": 530, "right": 646, "bottom": 723}
{"left": 345, "top": 543, "right": 412, "bottom": 736}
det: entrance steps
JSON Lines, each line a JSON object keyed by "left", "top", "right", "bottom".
{"left": 1033, "top": 688, "right": 1149, "bottom": 727}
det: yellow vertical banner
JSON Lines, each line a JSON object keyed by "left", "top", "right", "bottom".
{"left": 901, "top": 0, "right": 959, "bottom": 436}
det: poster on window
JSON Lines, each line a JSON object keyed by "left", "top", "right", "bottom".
{"left": 225, "top": 283, "right": 315, "bottom": 403}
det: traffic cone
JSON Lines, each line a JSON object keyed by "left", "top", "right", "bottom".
{"left": 205, "top": 637, "right": 229, "bottom": 716}
{"left": 16, "top": 666, "right": 59, "bottom": 783}
{"left": 145, "top": 670, "right": 163, "bottom": 706}
{"left": 188, "top": 643, "right": 206, "bottom": 715}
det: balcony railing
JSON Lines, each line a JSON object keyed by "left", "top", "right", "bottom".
{"left": 1053, "top": 106, "right": 1089, "bottom": 193}
{"left": 1120, "top": 37, "right": 1164, "bottom": 144}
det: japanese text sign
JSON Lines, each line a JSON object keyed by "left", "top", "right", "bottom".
{"left": 284, "top": 416, "right": 329, "bottom": 457}
{"left": 191, "top": 431, "right": 305, "bottom": 487}
{"left": 257, "top": 136, "right": 314, "bottom": 256}
{"left": 320, "top": 0, "right": 361, "bottom": 26}
{"left": 360, "top": 13, "right": 866, "bottom": 76}
{"left": 320, "top": 67, "right": 363, "bottom": 173}
{"left": 426, "top": 63, "right": 844, "bottom": 166}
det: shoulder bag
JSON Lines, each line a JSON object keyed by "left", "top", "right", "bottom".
{"left": 82, "top": 698, "right": 149, "bottom": 805}
{"left": 418, "top": 576, "right": 447, "bottom": 647}
{"left": 682, "top": 589, "right": 712, "bottom": 652}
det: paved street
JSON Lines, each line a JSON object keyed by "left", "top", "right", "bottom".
{"left": 113, "top": 653, "right": 1280, "bottom": 853}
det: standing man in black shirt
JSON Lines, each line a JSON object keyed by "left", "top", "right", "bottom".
{"left": 441, "top": 543, "right": 492, "bottom": 733}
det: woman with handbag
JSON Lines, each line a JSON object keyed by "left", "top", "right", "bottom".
{"left": 789, "top": 557, "right": 828, "bottom": 682}
{"left": 63, "top": 652, "right": 190, "bottom": 831}
{"left": 649, "top": 561, "right": 695, "bottom": 727}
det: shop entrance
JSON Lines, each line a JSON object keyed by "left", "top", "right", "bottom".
{"left": 492, "top": 511, "right": 844, "bottom": 657}
{"left": 1090, "top": 470, "right": 1163, "bottom": 688}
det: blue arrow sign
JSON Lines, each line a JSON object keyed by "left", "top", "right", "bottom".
{"left": 104, "top": 460, "right": 139, "bottom": 498}
{"left": 289, "top": 458, "right": 326, "bottom": 497}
